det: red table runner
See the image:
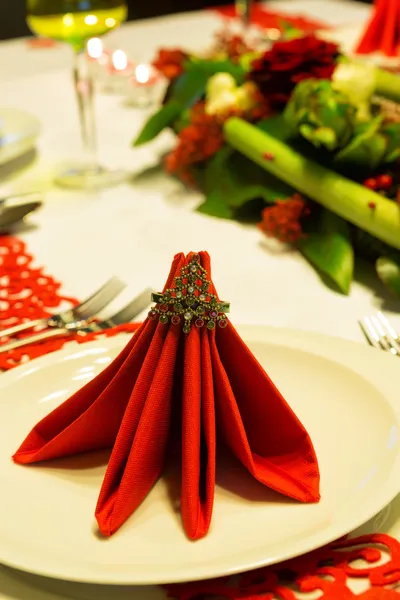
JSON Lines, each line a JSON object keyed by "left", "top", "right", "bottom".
{"left": 212, "top": 3, "right": 331, "bottom": 32}
{"left": 0, "top": 236, "right": 139, "bottom": 371}
{"left": 166, "top": 534, "right": 400, "bottom": 598}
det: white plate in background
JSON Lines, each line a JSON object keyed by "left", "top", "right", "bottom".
{"left": 0, "top": 107, "right": 41, "bottom": 166}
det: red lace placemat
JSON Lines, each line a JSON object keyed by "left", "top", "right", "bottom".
{"left": 0, "top": 236, "right": 140, "bottom": 370}
{"left": 1, "top": 236, "right": 400, "bottom": 599}
{"left": 212, "top": 4, "right": 331, "bottom": 32}
{"left": 166, "top": 534, "right": 400, "bottom": 599}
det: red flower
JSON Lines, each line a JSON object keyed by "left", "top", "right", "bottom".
{"left": 248, "top": 35, "right": 339, "bottom": 108}
{"left": 165, "top": 103, "right": 224, "bottom": 185}
{"left": 153, "top": 48, "right": 188, "bottom": 80}
{"left": 258, "top": 194, "right": 310, "bottom": 244}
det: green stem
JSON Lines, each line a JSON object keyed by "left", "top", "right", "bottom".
{"left": 224, "top": 117, "right": 400, "bottom": 250}
{"left": 338, "top": 56, "right": 400, "bottom": 103}
{"left": 374, "top": 67, "right": 400, "bottom": 103}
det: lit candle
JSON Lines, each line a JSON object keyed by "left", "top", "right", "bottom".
{"left": 87, "top": 37, "right": 104, "bottom": 61}
{"left": 127, "top": 63, "right": 162, "bottom": 108}
{"left": 104, "top": 49, "right": 134, "bottom": 92}
{"left": 135, "top": 64, "right": 153, "bottom": 85}
{"left": 110, "top": 49, "right": 129, "bottom": 72}
{"left": 86, "top": 37, "right": 112, "bottom": 82}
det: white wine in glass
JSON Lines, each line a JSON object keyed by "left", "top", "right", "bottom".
{"left": 26, "top": 0, "right": 128, "bottom": 189}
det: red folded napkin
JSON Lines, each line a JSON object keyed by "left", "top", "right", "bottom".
{"left": 356, "top": 0, "right": 400, "bottom": 57}
{"left": 13, "top": 251, "right": 320, "bottom": 540}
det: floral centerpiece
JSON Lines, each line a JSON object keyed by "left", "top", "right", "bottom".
{"left": 134, "top": 30, "right": 400, "bottom": 296}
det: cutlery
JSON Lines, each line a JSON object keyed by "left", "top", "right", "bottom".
{"left": 0, "top": 288, "right": 151, "bottom": 354}
{"left": 0, "top": 276, "right": 126, "bottom": 339}
{"left": 0, "top": 192, "right": 42, "bottom": 231}
{"left": 359, "top": 311, "right": 400, "bottom": 355}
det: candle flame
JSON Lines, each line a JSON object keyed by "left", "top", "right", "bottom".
{"left": 87, "top": 38, "right": 103, "bottom": 59}
{"left": 135, "top": 64, "right": 150, "bottom": 84}
{"left": 112, "top": 49, "right": 128, "bottom": 71}
{"left": 84, "top": 14, "right": 98, "bottom": 25}
{"left": 63, "top": 13, "right": 74, "bottom": 27}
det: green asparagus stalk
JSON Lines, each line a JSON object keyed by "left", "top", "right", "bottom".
{"left": 224, "top": 117, "right": 400, "bottom": 250}
{"left": 374, "top": 67, "right": 400, "bottom": 103}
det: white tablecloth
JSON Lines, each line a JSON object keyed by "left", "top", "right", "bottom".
{"left": 2, "top": 1, "right": 400, "bottom": 598}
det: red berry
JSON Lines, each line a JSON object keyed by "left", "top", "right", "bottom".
{"left": 376, "top": 174, "right": 393, "bottom": 190}
{"left": 263, "top": 152, "right": 274, "bottom": 161}
{"left": 363, "top": 178, "right": 378, "bottom": 190}
{"left": 368, "top": 201, "right": 376, "bottom": 210}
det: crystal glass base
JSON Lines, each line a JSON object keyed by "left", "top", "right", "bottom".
{"left": 55, "top": 163, "right": 126, "bottom": 190}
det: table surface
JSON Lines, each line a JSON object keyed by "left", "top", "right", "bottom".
{"left": 1, "top": 1, "right": 400, "bottom": 598}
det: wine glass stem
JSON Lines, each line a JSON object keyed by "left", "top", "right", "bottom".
{"left": 73, "top": 48, "right": 98, "bottom": 171}
{"left": 236, "top": 0, "right": 252, "bottom": 25}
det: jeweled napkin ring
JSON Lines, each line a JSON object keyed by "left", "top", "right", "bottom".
{"left": 148, "top": 253, "right": 230, "bottom": 333}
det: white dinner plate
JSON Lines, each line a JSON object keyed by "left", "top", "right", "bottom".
{"left": 0, "top": 326, "right": 400, "bottom": 586}
{"left": 0, "top": 108, "right": 41, "bottom": 166}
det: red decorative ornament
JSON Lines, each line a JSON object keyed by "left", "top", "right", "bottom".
{"left": 213, "top": 5, "right": 331, "bottom": 34}
{"left": 0, "top": 236, "right": 141, "bottom": 371}
{"left": 165, "top": 533, "right": 400, "bottom": 599}
{"left": 356, "top": 0, "right": 400, "bottom": 57}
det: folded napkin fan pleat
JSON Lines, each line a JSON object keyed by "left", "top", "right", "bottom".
{"left": 356, "top": 0, "right": 400, "bottom": 57}
{"left": 13, "top": 251, "right": 320, "bottom": 540}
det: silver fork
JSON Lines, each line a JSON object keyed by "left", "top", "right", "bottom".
{"left": 0, "top": 276, "right": 126, "bottom": 339}
{"left": 0, "top": 288, "right": 152, "bottom": 354}
{"left": 359, "top": 312, "right": 400, "bottom": 356}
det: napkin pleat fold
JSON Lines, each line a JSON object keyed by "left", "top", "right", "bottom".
{"left": 181, "top": 325, "right": 216, "bottom": 540}
{"left": 211, "top": 324, "right": 320, "bottom": 503}
{"left": 13, "top": 321, "right": 156, "bottom": 463}
{"left": 96, "top": 323, "right": 180, "bottom": 536}
{"left": 356, "top": 0, "right": 400, "bottom": 56}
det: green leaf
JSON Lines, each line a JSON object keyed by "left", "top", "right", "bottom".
{"left": 184, "top": 58, "right": 245, "bottom": 84}
{"left": 376, "top": 257, "right": 400, "bottom": 295}
{"left": 134, "top": 64, "right": 216, "bottom": 146}
{"left": 239, "top": 51, "right": 261, "bottom": 72}
{"left": 382, "top": 122, "right": 400, "bottom": 162}
{"left": 167, "top": 69, "right": 209, "bottom": 107}
{"left": 334, "top": 117, "right": 387, "bottom": 169}
{"left": 197, "top": 189, "right": 234, "bottom": 219}
{"left": 278, "top": 19, "right": 303, "bottom": 39}
{"left": 257, "top": 114, "right": 292, "bottom": 142}
{"left": 226, "top": 153, "right": 296, "bottom": 206}
{"left": 133, "top": 102, "right": 182, "bottom": 146}
{"left": 198, "top": 147, "right": 296, "bottom": 220}
{"left": 298, "top": 209, "right": 354, "bottom": 294}
{"left": 299, "top": 125, "right": 338, "bottom": 151}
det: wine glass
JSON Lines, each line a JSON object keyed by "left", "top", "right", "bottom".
{"left": 26, "top": 0, "right": 128, "bottom": 189}
{"left": 235, "top": 0, "right": 252, "bottom": 26}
